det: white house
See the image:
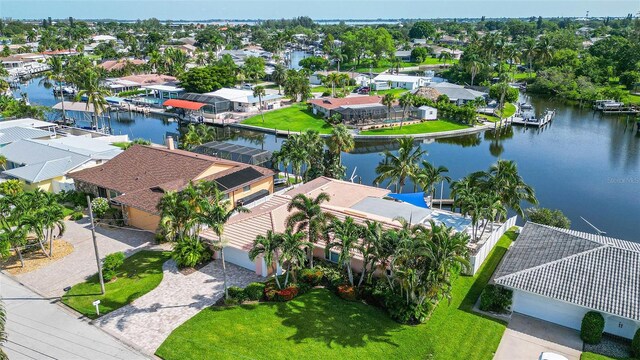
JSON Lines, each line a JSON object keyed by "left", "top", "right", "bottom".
{"left": 309, "top": 71, "right": 369, "bottom": 86}
{"left": 204, "top": 88, "right": 283, "bottom": 113}
{"left": 373, "top": 74, "right": 431, "bottom": 90}
{"left": 494, "top": 222, "right": 640, "bottom": 340}
{"left": 417, "top": 106, "right": 438, "bottom": 120}
{"left": 92, "top": 34, "right": 117, "bottom": 43}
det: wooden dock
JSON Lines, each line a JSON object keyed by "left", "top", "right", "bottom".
{"left": 510, "top": 110, "right": 555, "bottom": 128}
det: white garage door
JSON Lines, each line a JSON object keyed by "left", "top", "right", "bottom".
{"left": 223, "top": 247, "right": 256, "bottom": 272}
{"left": 513, "top": 291, "right": 587, "bottom": 331}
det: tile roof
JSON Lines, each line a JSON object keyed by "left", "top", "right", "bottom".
{"left": 494, "top": 222, "right": 640, "bottom": 321}
{"left": 70, "top": 145, "right": 274, "bottom": 214}
{"left": 308, "top": 96, "right": 383, "bottom": 110}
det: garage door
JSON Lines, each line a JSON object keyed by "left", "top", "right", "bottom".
{"left": 223, "top": 247, "right": 256, "bottom": 272}
{"left": 513, "top": 291, "right": 587, "bottom": 331}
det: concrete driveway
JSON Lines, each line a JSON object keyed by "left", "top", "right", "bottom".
{"left": 96, "top": 259, "right": 262, "bottom": 354}
{"left": 1, "top": 273, "right": 149, "bottom": 360}
{"left": 494, "top": 313, "right": 583, "bottom": 360}
{"left": 16, "top": 218, "right": 158, "bottom": 297}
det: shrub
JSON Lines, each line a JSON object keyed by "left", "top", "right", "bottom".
{"left": 60, "top": 190, "right": 88, "bottom": 208}
{"left": 227, "top": 286, "right": 247, "bottom": 302}
{"left": 479, "top": 285, "right": 513, "bottom": 313}
{"left": 525, "top": 207, "right": 571, "bottom": 229}
{"left": 172, "top": 237, "right": 212, "bottom": 268}
{"left": 581, "top": 311, "right": 605, "bottom": 344}
{"left": 299, "top": 268, "right": 323, "bottom": 286}
{"left": 296, "top": 282, "right": 311, "bottom": 295}
{"left": 383, "top": 290, "right": 430, "bottom": 324}
{"left": 321, "top": 91, "right": 331, "bottom": 97}
{"left": 91, "top": 197, "right": 109, "bottom": 218}
{"left": 224, "top": 297, "right": 240, "bottom": 306}
{"left": 70, "top": 212, "right": 84, "bottom": 221}
{"left": 244, "top": 282, "right": 265, "bottom": 301}
{"left": 632, "top": 328, "right": 640, "bottom": 358}
{"left": 102, "top": 252, "right": 125, "bottom": 282}
{"left": 274, "top": 285, "right": 299, "bottom": 302}
{"left": 337, "top": 284, "right": 357, "bottom": 301}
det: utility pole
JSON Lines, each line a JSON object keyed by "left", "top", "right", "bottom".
{"left": 87, "top": 195, "right": 105, "bottom": 294}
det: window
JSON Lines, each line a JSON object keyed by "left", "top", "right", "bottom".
{"left": 243, "top": 185, "right": 251, "bottom": 192}
{"left": 222, "top": 193, "right": 230, "bottom": 200}
{"left": 108, "top": 190, "right": 119, "bottom": 199}
{"left": 326, "top": 251, "right": 339, "bottom": 263}
{"left": 97, "top": 187, "right": 107, "bottom": 198}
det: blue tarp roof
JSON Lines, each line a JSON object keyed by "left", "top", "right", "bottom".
{"left": 387, "top": 192, "right": 429, "bottom": 208}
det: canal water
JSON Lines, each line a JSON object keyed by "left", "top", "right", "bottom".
{"left": 13, "top": 77, "right": 640, "bottom": 241}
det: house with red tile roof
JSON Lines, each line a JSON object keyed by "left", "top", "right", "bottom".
{"left": 69, "top": 144, "right": 275, "bottom": 231}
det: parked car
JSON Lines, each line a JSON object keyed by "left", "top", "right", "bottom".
{"left": 242, "top": 83, "right": 255, "bottom": 90}
{"left": 358, "top": 87, "right": 370, "bottom": 94}
{"left": 539, "top": 352, "right": 568, "bottom": 360}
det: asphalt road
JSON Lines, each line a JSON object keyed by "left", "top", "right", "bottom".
{"left": 0, "top": 273, "right": 150, "bottom": 360}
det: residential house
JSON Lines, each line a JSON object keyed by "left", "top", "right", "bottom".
{"left": 69, "top": 144, "right": 275, "bottom": 231}
{"left": 493, "top": 222, "right": 640, "bottom": 340}
{"left": 98, "top": 59, "right": 147, "bottom": 72}
{"left": 0, "top": 126, "right": 54, "bottom": 147}
{"left": 308, "top": 95, "right": 384, "bottom": 118}
{"left": 394, "top": 50, "right": 413, "bottom": 62}
{"left": 0, "top": 137, "right": 122, "bottom": 193}
{"left": 200, "top": 176, "right": 473, "bottom": 277}
{"left": 422, "top": 82, "right": 487, "bottom": 105}
{"left": 203, "top": 88, "right": 283, "bottom": 113}
{"left": 429, "top": 45, "right": 463, "bottom": 60}
{"left": 373, "top": 74, "right": 431, "bottom": 90}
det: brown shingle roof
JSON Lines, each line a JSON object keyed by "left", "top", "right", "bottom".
{"left": 69, "top": 145, "right": 274, "bottom": 213}
{"left": 308, "top": 96, "right": 383, "bottom": 110}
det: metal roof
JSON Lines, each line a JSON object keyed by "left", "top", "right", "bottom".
{"left": 494, "top": 222, "right": 640, "bottom": 321}
{"left": 4, "top": 156, "right": 87, "bottom": 183}
{"left": 0, "top": 126, "right": 53, "bottom": 145}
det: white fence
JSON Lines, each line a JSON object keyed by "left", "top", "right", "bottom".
{"left": 467, "top": 216, "right": 517, "bottom": 275}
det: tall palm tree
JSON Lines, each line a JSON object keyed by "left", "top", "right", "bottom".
{"left": 521, "top": 38, "right": 537, "bottom": 78}
{"left": 382, "top": 93, "right": 395, "bottom": 121}
{"left": 76, "top": 71, "right": 109, "bottom": 130}
{"left": 374, "top": 137, "right": 426, "bottom": 193}
{"left": 359, "top": 220, "right": 383, "bottom": 287}
{"left": 438, "top": 51, "right": 453, "bottom": 65}
{"left": 278, "top": 228, "right": 309, "bottom": 287}
{"left": 424, "top": 221, "right": 470, "bottom": 302}
{"left": 464, "top": 53, "right": 483, "bottom": 86}
{"left": 198, "top": 184, "right": 249, "bottom": 299}
{"left": 535, "top": 37, "right": 554, "bottom": 66}
{"left": 486, "top": 159, "right": 538, "bottom": 218}
{"left": 416, "top": 160, "right": 451, "bottom": 202}
{"left": 272, "top": 64, "right": 287, "bottom": 95}
{"left": 286, "top": 192, "right": 334, "bottom": 268}
{"left": 42, "top": 56, "right": 67, "bottom": 120}
{"left": 252, "top": 85, "right": 266, "bottom": 123}
{"left": 325, "top": 72, "right": 341, "bottom": 97}
{"left": 248, "top": 230, "right": 284, "bottom": 288}
{"left": 325, "top": 217, "right": 363, "bottom": 286}
{"left": 398, "top": 92, "right": 415, "bottom": 129}
{"left": 327, "top": 124, "right": 354, "bottom": 167}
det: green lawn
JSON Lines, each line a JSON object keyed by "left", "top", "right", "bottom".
{"left": 499, "top": 103, "right": 517, "bottom": 118}
{"left": 581, "top": 352, "right": 632, "bottom": 360}
{"left": 62, "top": 250, "right": 171, "bottom": 319}
{"left": 360, "top": 119, "right": 470, "bottom": 136}
{"left": 624, "top": 92, "right": 640, "bottom": 106}
{"left": 156, "top": 231, "right": 517, "bottom": 360}
{"left": 311, "top": 86, "right": 356, "bottom": 94}
{"left": 372, "top": 88, "right": 410, "bottom": 96}
{"left": 241, "top": 103, "right": 333, "bottom": 134}
{"left": 111, "top": 141, "right": 130, "bottom": 150}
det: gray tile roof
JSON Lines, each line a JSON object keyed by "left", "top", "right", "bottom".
{"left": 495, "top": 222, "right": 640, "bottom": 321}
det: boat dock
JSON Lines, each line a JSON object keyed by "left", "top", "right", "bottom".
{"left": 510, "top": 109, "right": 556, "bottom": 127}
{"left": 594, "top": 100, "right": 640, "bottom": 114}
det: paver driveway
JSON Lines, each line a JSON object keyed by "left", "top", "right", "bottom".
{"left": 16, "top": 218, "right": 157, "bottom": 297}
{"left": 96, "top": 259, "right": 262, "bottom": 354}
{"left": 494, "top": 313, "right": 583, "bottom": 360}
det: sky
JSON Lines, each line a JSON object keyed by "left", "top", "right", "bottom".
{"left": 1, "top": 0, "right": 639, "bottom": 20}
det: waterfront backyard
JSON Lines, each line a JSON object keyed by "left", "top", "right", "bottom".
{"left": 241, "top": 103, "right": 333, "bottom": 134}
{"left": 155, "top": 232, "right": 515, "bottom": 360}
{"left": 360, "top": 119, "right": 471, "bottom": 135}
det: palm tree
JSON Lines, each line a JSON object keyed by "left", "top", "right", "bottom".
{"left": 325, "top": 217, "right": 363, "bottom": 286}
{"left": 464, "top": 54, "right": 483, "bottom": 86}
{"left": 286, "top": 192, "right": 334, "bottom": 268}
{"left": 252, "top": 86, "right": 266, "bottom": 123}
{"left": 438, "top": 51, "right": 453, "bottom": 65}
{"left": 374, "top": 137, "right": 426, "bottom": 193}
{"left": 325, "top": 72, "right": 342, "bottom": 97}
{"left": 486, "top": 159, "right": 538, "bottom": 218}
{"left": 416, "top": 160, "right": 451, "bottom": 203}
{"left": 521, "top": 38, "right": 537, "bottom": 78}
{"left": 535, "top": 37, "right": 554, "bottom": 66}
{"left": 327, "top": 124, "right": 354, "bottom": 167}
{"left": 248, "top": 230, "right": 284, "bottom": 288}
{"left": 398, "top": 93, "right": 415, "bottom": 129}
{"left": 424, "top": 221, "right": 470, "bottom": 302}
{"left": 0, "top": 155, "right": 6, "bottom": 171}
{"left": 42, "top": 56, "right": 67, "bottom": 120}
{"left": 180, "top": 124, "right": 215, "bottom": 150}
{"left": 278, "top": 228, "right": 309, "bottom": 287}
{"left": 272, "top": 64, "right": 287, "bottom": 95}
{"left": 382, "top": 93, "right": 395, "bottom": 121}
{"left": 76, "top": 71, "right": 109, "bottom": 130}
{"left": 359, "top": 220, "right": 383, "bottom": 287}
{"left": 198, "top": 184, "right": 249, "bottom": 299}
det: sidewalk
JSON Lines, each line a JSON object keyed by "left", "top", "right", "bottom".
{"left": 1, "top": 273, "right": 150, "bottom": 360}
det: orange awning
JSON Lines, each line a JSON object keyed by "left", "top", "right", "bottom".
{"left": 163, "top": 99, "right": 206, "bottom": 110}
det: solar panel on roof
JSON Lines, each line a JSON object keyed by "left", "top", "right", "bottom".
{"left": 214, "top": 167, "right": 264, "bottom": 190}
